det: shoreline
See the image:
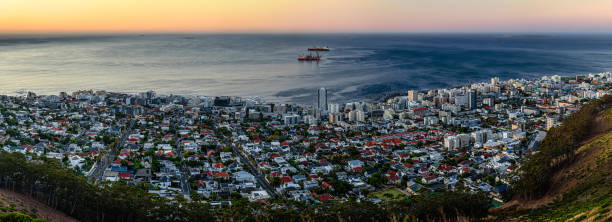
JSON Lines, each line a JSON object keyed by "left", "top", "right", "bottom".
{"left": 4, "top": 73, "right": 601, "bottom": 105}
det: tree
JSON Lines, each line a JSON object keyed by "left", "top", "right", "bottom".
{"left": 368, "top": 172, "right": 387, "bottom": 187}
{"left": 512, "top": 95, "right": 612, "bottom": 200}
{"left": 0, "top": 151, "right": 492, "bottom": 222}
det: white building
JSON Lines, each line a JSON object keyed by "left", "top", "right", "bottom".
{"left": 423, "top": 116, "right": 439, "bottom": 126}
{"left": 348, "top": 110, "right": 366, "bottom": 122}
{"left": 546, "top": 117, "right": 556, "bottom": 130}
{"left": 408, "top": 90, "right": 418, "bottom": 102}
{"left": 491, "top": 77, "right": 499, "bottom": 86}
{"left": 283, "top": 114, "right": 300, "bottom": 126}
{"left": 303, "top": 115, "right": 316, "bottom": 125}
{"left": 328, "top": 103, "right": 340, "bottom": 113}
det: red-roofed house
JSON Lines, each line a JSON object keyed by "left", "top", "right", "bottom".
{"left": 507, "top": 165, "right": 518, "bottom": 173}
{"left": 118, "top": 173, "right": 132, "bottom": 179}
{"left": 322, "top": 181, "right": 333, "bottom": 189}
{"left": 317, "top": 194, "right": 333, "bottom": 201}
{"left": 384, "top": 170, "right": 400, "bottom": 184}
{"left": 113, "top": 159, "right": 133, "bottom": 165}
{"left": 214, "top": 172, "right": 230, "bottom": 178}
{"left": 280, "top": 176, "right": 292, "bottom": 183}
{"left": 308, "top": 174, "right": 319, "bottom": 179}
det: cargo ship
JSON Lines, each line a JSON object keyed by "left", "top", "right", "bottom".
{"left": 298, "top": 54, "right": 321, "bottom": 61}
{"left": 308, "top": 47, "right": 330, "bottom": 51}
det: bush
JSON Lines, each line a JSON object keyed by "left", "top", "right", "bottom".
{"left": 0, "top": 212, "right": 44, "bottom": 222}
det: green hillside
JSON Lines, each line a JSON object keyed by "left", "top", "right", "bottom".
{"left": 497, "top": 96, "right": 612, "bottom": 221}
{"left": 514, "top": 131, "right": 612, "bottom": 221}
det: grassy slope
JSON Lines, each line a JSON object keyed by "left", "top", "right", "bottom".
{"left": 498, "top": 112, "right": 612, "bottom": 221}
{"left": 0, "top": 189, "right": 78, "bottom": 222}
{"left": 522, "top": 129, "right": 612, "bottom": 222}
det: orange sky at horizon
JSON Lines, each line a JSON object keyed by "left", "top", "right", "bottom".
{"left": 2, "top": 0, "right": 612, "bottom": 33}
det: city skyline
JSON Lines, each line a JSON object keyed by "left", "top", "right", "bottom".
{"left": 1, "top": 1, "right": 612, "bottom": 220}
{"left": 2, "top": 0, "right": 612, "bottom": 33}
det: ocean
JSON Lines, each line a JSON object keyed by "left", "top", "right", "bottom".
{"left": 1, "top": 33, "right": 611, "bottom": 104}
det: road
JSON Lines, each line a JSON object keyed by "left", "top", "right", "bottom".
{"left": 171, "top": 111, "right": 274, "bottom": 198}
{"left": 527, "top": 133, "right": 539, "bottom": 151}
{"left": 171, "top": 117, "right": 191, "bottom": 197}
{"left": 231, "top": 142, "right": 278, "bottom": 197}
{"left": 88, "top": 119, "right": 135, "bottom": 180}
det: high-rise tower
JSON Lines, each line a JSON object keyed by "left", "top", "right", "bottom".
{"left": 468, "top": 90, "right": 477, "bottom": 110}
{"left": 318, "top": 88, "right": 327, "bottom": 111}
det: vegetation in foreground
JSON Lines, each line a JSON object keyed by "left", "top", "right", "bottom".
{"left": 0, "top": 212, "right": 44, "bottom": 222}
{"left": 0, "top": 151, "right": 490, "bottom": 222}
{"left": 511, "top": 95, "right": 612, "bottom": 200}
{"left": 0, "top": 191, "right": 44, "bottom": 222}
{"left": 499, "top": 128, "right": 612, "bottom": 221}
{"left": 497, "top": 95, "right": 612, "bottom": 221}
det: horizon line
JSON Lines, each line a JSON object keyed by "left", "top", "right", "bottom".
{"left": 2, "top": 30, "right": 612, "bottom": 35}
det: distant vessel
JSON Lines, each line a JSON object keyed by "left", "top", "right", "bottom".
{"left": 308, "top": 47, "right": 330, "bottom": 51}
{"left": 298, "top": 54, "right": 321, "bottom": 61}
{"left": 299, "top": 47, "right": 327, "bottom": 61}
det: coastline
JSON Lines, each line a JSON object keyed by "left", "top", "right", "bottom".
{"left": 4, "top": 73, "right": 600, "bottom": 105}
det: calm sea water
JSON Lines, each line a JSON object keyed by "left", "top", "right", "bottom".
{"left": 1, "top": 34, "right": 611, "bottom": 103}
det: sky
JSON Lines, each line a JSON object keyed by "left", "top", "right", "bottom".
{"left": 1, "top": 0, "right": 612, "bottom": 33}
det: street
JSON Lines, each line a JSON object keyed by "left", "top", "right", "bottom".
{"left": 231, "top": 142, "right": 278, "bottom": 197}
{"left": 171, "top": 117, "right": 191, "bottom": 197}
{"left": 88, "top": 119, "right": 135, "bottom": 181}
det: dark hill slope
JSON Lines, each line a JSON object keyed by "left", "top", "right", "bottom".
{"left": 496, "top": 98, "right": 612, "bottom": 221}
{"left": 1, "top": 188, "right": 78, "bottom": 222}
